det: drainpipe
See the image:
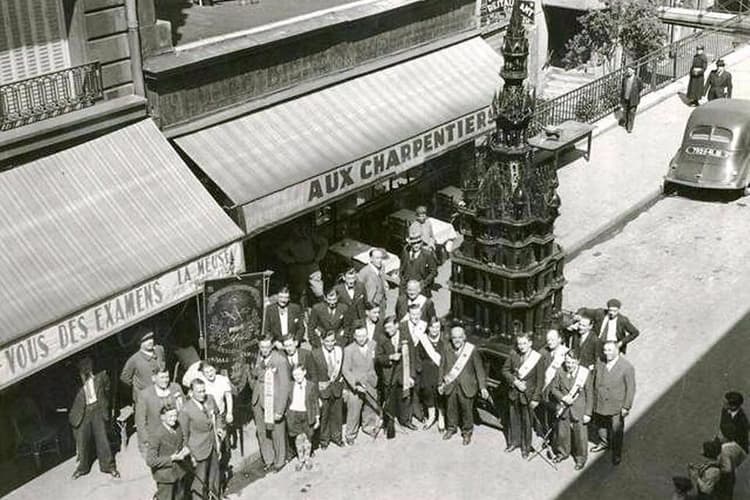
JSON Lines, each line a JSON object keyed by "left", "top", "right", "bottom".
{"left": 125, "top": 0, "right": 145, "bottom": 97}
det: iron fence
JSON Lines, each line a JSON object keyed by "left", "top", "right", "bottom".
{"left": 0, "top": 62, "right": 103, "bottom": 131}
{"left": 529, "top": 16, "right": 745, "bottom": 136}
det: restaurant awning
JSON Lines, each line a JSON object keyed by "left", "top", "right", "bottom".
{"left": 0, "top": 119, "right": 244, "bottom": 389}
{"left": 174, "top": 37, "right": 503, "bottom": 235}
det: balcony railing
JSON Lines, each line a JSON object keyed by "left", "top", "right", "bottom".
{"left": 0, "top": 62, "right": 103, "bottom": 131}
{"left": 529, "top": 15, "right": 744, "bottom": 136}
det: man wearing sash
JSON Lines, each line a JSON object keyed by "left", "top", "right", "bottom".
{"left": 375, "top": 315, "right": 418, "bottom": 438}
{"left": 395, "top": 280, "right": 436, "bottom": 323}
{"left": 550, "top": 350, "right": 593, "bottom": 470}
{"left": 418, "top": 317, "right": 450, "bottom": 431}
{"left": 401, "top": 303, "right": 429, "bottom": 423}
{"left": 502, "top": 332, "right": 545, "bottom": 458}
{"left": 311, "top": 330, "right": 345, "bottom": 448}
{"left": 539, "top": 329, "right": 569, "bottom": 436}
{"left": 439, "top": 326, "right": 488, "bottom": 445}
{"left": 342, "top": 325, "right": 381, "bottom": 445}
{"left": 250, "top": 337, "right": 291, "bottom": 472}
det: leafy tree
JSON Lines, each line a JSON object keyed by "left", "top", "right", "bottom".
{"left": 562, "top": 0, "right": 668, "bottom": 72}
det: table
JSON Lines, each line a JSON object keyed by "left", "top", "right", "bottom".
{"left": 388, "top": 209, "right": 457, "bottom": 246}
{"left": 436, "top": 185, "right": 463, "bottom": 220}
{"left": 528, "top": 120, "right": 594, "bottom": 167}
{"left": 327, "top": 238, "right": 401, "bottom": 286}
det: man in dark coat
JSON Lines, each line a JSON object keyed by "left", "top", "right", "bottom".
{"left": 395, "top": 279, "right": 436, "bottom": 322}
{"left": 591, "top": 341, "right": 636, "bottom": 465}
{"left": 687, "top": 45, "right": 708, "bottom": 106}
{"left": 136, "top": 368, "right": 185, "bottom": 454}
{"left": 335, "top": 267, "right": 367, "bottom": 325}
{"left": 70, "top": 356, "right": 119, "bottom": 479}
{"left": 311, "top": 330, "right": 345, "bottom": 448}
{"left": 438, "top": 326, "right": 488, "bottom": 445}
{"left": 550, "top": 350, "right": 593, "bottom": 470}
{"left": 263, "top": 286, "right": 305, "bottom": 346}
{"left": 620, "top": 65, "right": 643, "bottom": 133}
{"left": 281, "top": 335, "right": 317, "bottom": 381}
{"left": 580, "top": 298, "right": 640, "bottom": 354}
{"left": 566, "top": 313, "right": 601, "bottom": 370}
{"left": 399, "top": 223, "right": 438, "bottom": 298}
{"left": 720, "top": 391, "right": 749, "bottom": 453}
{"left": 502, "top": 332, "right": 545, "bottom": 458}
{"left": 147, "top": 405, "right": 189, "bottom": 500}
{"left": 705, "top": 59, "right": 733, "bottom": 101}
{"left": 308, "top": 288, "right": 351, "bottom": 347}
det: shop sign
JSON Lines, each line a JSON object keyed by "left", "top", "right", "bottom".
{"left": 0, "top": 242, "right": 245, "bottom": 390}
{"left": 242, "top": 107, "right": 493, "bottom": 234}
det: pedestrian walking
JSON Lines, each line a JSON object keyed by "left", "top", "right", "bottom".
{"left": 688, "top": 45, "right": 708, "bottom": 106}
{"left": 620, "top": 65, "right": 643, "bottom": 133}
{"left": 705, "top": 60, "right": 733, "bottom": 101}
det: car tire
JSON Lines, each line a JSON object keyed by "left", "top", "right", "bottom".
{"left": 743, "top": 185, "right": 750, "bottom": 197}
{"left": 663, "top": 181, "right": 678, "bottom": 196}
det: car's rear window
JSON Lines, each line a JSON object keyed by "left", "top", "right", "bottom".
{"left": 712, "top": 127, "right": 733, "bottom": 144}
{"left": 689, "top": 126, "right": 733, "bottom": 145}
{"left": 690, "top": 126, "right": 712, "bottom": 141}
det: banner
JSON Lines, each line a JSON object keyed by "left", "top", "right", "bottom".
{"left": 203, "top": 272, "right": 269, "bottom": 392}
{"left": 0, "top": 241, "right": 245, "bottom": 390}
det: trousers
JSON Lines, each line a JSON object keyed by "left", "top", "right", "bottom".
{"left": 445, "top": 388, "right": 474, "bottom": 434}
{"left": 595, "top": 412, "right": 625, "bottom": 461}
{"left": 319, "top": 395, "right": 343, "bottom": 445}
{"left": 508, "top": 399, "right": 534, "bottom": 452}
{"left": 74, "top": 403, "right": 115, "bottom": 474}
{"left": 344, "top": 389, "right": 379, "bottom": 440}
{"left": 251, "top": 402, "right": 286, "bottom": 468}
{"left": 555, "top": 414, "right": 589, "bottom": 465}
{"left": 190, "top": 449, "right": 219, "bottom": 500}
{"left": 156, "top": 480, "right": 185, "bottom": 500}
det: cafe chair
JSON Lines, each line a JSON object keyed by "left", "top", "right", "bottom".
{"left": 11, "top": 397, "right": 62, "bottom": 470}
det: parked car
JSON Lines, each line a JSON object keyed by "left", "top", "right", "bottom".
{"left": 664, "top": 99, "right": 750, "bottom": 195}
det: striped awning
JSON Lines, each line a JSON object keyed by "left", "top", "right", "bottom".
{"left": 175, "top": 37, "right": 503, "bottom": 235}
{"left": 0, "top": 119, "right": 244, "bottom": 346}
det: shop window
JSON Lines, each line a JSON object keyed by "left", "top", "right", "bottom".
{"left": 390, "top": 175, "right": 409, "bottom": 190}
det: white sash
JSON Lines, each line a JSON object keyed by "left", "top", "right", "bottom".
{"left": 400, "top": 295, "right": 427, "bottom": 322}
{"left": 420, "top": 335, "right": 442, "bottom": 367}
{"left": 443, "top": 342, "right": 475, "bottom": 386}
{"left": 517, "top": 350, "right": 541, "bottom": 380}
{"left": 325, "top": 346, "right": 343, "bottom": 381}
{"left": 407, "top": 320, "right": 427, "bottom": 345}
{"left": 543, "top": 346, "right": 569, "bottom": 389}
{"left": 565, "top": 366, "right": 590, "bottom": 402}
{"left": 401, "top": 339, "right": 413, "bottom": 391}
{"left": 263, "top": 362, "right": 275, "bottom": 428}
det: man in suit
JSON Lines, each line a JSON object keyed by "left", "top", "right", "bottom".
{"left": 539, "top": 329, "right": 569, "bottom": 437}
{"left": 705, "top": 59, "right": 733, "bottom": 101}
{"left": 395, "top": 279, "right": 436, "bottom": 323}
{"left": 263, "top": 286, "right": 305, "bottom": 347}
{"left": 591, "top": 341, "right": 636, "bottom": 465}
{"left": 550, "top": 350, "right": 593, "bottom": 470}
{"left": 375, "top": 315, "right": 418, "bottom": 438}
{"left": 362, "top": 302, "right": 383, "bottom": 343}
{"left": 282, "top": 335, "right": 317, "bottom": 381}
{"left": 335, "top": 267, "right": 367, "bottom": 325}
{"left": 136, "top": 368, "right": 185, "bottom": 454}
{"left": 311, "top": 330, "right": 345, "bottom": 448}
{"left": 357, "top": 248, "right": 389, "bottom": 309}
{"left": 399, "top": 224, "right": 438, "bottom": 298}
{"left": 593, "top": 298, "right": 640, "bottom": 354}
{"left": 146, "top": 405, "right": 190, "bottom": 500}
{"left": 720, "top": 391, "right": 749, "bottom": 453}
{"left": 69, "top": 356, "right": 120, "bottom": 479}
{"left": 401, "top": 303, "right": 429, "bottom": 423}
{"left": 342, "top": 324, "right": 381, "bottom": 445}
{"left": 180, "top": 378, "right": 226, "bottom": 499}
{"left": 308, "top": 288, "right": 351, "bottom": 347}
{"left": 250, "top": 336, "right": 291, "bottom": 472}
{"left": 620, "top": 65, "right": 643, "bottom": 133}
{"left": 120, "top": 328, "right": 166, "bottom": 403}
{"left": 567, "top": 313, "right": 600, "bottom": 370}
{"left": 439, "top": 326, "right": 488, "bottom": 445}
{"left": 502, "top": 332, "right": 545, "bottom": 458}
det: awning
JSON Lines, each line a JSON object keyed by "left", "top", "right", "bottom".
{"left": 175, "top": 37, "right": 503, "bottom": 235}
{"left": 0, "top": 119, "right": 244, "bottom": 388}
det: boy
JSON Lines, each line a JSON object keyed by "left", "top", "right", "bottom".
{"left": 287, "top": 364, "right": 320, "bottom": 471}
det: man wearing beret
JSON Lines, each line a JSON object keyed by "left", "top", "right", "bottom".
{"left": 720, "top": 391, "right": 749, "bottom": 453}
{"left": 579, "top": 299, "right": 640, "bottom": 354}
{"left": 121, "top": 328, "right": 166, "bottom": 402}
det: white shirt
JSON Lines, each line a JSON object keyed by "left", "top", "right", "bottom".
{"left": 408, "top": 320, "right": 422, "bottom": 344}
{"left": 605, "top": 356, "right": 619, "bottom": 372}
{"left": 201, "top": 374, "right": 233, "bottom": 415}
{"left": 81, "top": 374, "right": 97, "bottom": 404}
{"left": 287, "top": 351, "right": 299, "bottom": 367}
{"left": 390, "top": 332, "right": 400, "bottom": 350}
{"left": 278, "top": 307, "right": 289, "bottom": 337}
{"left": 365, "top": 319, "right": 376, "bottom": 342}
{"left": 603, "top": 316, "right": 618, "bottom": 342}
{"left": 290, "top": 380, "right": 307, "bottom": 412}
{"left": 345, "top": 285, "right": 355, "bottom": 301}
{"left": 324, "top": 347, "right": 341, "bottom": 378}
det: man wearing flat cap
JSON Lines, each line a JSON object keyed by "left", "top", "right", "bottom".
{"left": 720, "top": 391, "right": 749, "bottom": 453}
{"left": 399, "top": 223, "right": 438, "bottom": 298}
{"left": 580, "top": 299, "right": 640, "bottom": 355}
{"left": 705, "top": 59, "right": 733, "bottom": 101}
{"left": 121, "top": 327, "right": 166, "bottom": 402}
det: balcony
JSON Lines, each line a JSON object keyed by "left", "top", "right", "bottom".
{"left": 0, "top": 62, "right": 103, "bottom": 132}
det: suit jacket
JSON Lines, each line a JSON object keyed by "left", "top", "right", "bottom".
{"left": 136, "top": 383, "right": 185, "bottom": 447}
{"left": 439, "top": 343, "right": 487, "bottom": 399}
{"left": 284, "top": 348, "right": 318, "bottom": 382}
{"left": 374, "top": 331, "right": 417, "bottom": 387}
{"left": 69, "top": 371, "right": 110, "bottom": 428}
{"left": 286, "top": 380, "right": 320, "bottom": 426}
{"left": 308, "top": 302, "right": 351, "bottom": 347}
{"left": 550, "top": 366, "right": 594, "bottom": 422}
{"left": 334, "top": 281, "right": 367, "bottom": 324}
{"left": 146, "top": 423, "right": 186, "bottom": 483}
{"left": 620, "top": 74, "right": 643, "bottom": 107}
{"left": 179, "top": 395, "right": 224, "bottom": 462}
{"left": 395, "top": 294, "right": 436, "bottom": 323}
{"left": 311, "top": 346, "right": 345, "bottom": 399}
{"left": 263, "top": 303, "right": 305, "bottom": 343}
{"left": 720, "top": 408, "right": 749, "bottom": 452}
{"left": 250, "top": 350, "right": 292, "bottom": 415}
{"left": 569, "top": 331, "right": 601, "bottom": 369}
{"left": 502, "top": 349, "right": 544, "bottom": 405}
{"left": 357, "top": 263, "right": 388, "bottom": 308}
{"left": 342, "top": 340, "right": 378, "bottom": 392}
{"left": 399, "top": 248, "right": 438, "bottom": 291}
{"left": 706, "top": 69, "right": 733, "bottom": 100}
{"left": 590, "top": 309, "right": 640, "bottom": 353}
{"left": 593, "top": 356, "right": 636, "bottom": 416}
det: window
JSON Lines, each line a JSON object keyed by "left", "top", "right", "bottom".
{"left": 0, "top": 0, "right": 70, "bottom": 84}
{"left": 712, "top": 127, "right": 732, "bottom": 144}
{"left": 689, "top": 126, "right": 711, "bottom": 141}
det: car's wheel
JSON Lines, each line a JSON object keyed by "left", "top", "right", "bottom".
{"left": 663, "top": 180, "right": 678, "bottom": 196}
{"left": 743, "top": 185, "right": 750, "bottom": 197}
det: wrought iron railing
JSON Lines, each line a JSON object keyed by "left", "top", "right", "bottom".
{"left": 0, "top": 62, "right": 103, "bottom": 131}
{"left": 529, "top": 15, "right": 746, "bottom": 136}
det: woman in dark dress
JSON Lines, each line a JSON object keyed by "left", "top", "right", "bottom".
{"left": 418, "top": 317, "right": 449, "bottom": 431}
{"left": 687, "top": 45, "right": 708, "bottom": 106}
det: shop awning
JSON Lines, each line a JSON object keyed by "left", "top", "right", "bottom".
{"left": 174, "top": 37, "right": 503, "bottom": 235}
{"left": 0, "top": 119, "right": 244, "bottom": 385}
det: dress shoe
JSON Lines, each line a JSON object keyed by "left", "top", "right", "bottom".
{"left": 590, "top": 444, "right": 608, "bottom": 453}
{"left": 504, "top": 445, "right": 519, "bottom": 453}
{"left": 304, "top": 460, "right": 313, "bottom": 471}
{"left": 272, "top": 463, "right": 285, "bottom": 473}
{"left": 320, "top": 442, "right": 329, "bottom": 450}
{"left": 72, "top": 470, "right": 85, "bottom": 480}
{"left": 553, "top": 454, "right": 569, "bottom": 464}
{"left": 401, "top": 422, "right": 418, "bottom": 431}
{"left": 423, "top": 419, "right": 437, "bottom": 431}
{"left": 262, "top": 463, "right": 274, "bottom": 472}
{"left": 442, "top": 429, "right": 457, "bottom": 440}
{"left": 333, "top": 439, "right": 345, "bottom": 448}
{"left": 345, "top": 437, "right": 355, "bottom": 446}
{"left": 462, "top": 434, "right": 472, "bottom": 446}
{"left": 107, "top": 470, "right": 120, "bottom": 479}
{"left": 521, "top": 450, "right": 530, "bottom": 459}
{"left": 574, "top": 462, "right": 586, "bottom": 471}
{"left": 294, "top": 462, "right": 304, "bottom": 472}
{"left": 612, "top": 456, "right": 622, "bottom": 466}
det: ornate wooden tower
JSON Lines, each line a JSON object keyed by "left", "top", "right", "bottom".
{"left": 449, "top": 0, "right": 565, "bottom": 348}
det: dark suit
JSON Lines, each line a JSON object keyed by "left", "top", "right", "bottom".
{"left": 308, "top": 302, "right": 351, "bottom": 347}
{"left": 311, "top": 346, "right": 345, "bottom": 445}
{"left": 502, "top": 350, "right": 544, "bottom": 453}
{"left": 249, "top": 351, "right": 291, "bottom": 468}
{"left": 136, "top": 383, "right": 184, "bottom": 450}
{"left": 375, "top": 332, "right": 417, "bottom": 430}
{"left": 69, "top": 371, "right": 116, "bottom": 474}
{"left": 620, "top": 73, "right": 643, "bottom": 132}
{"left": 146, "top": 423, "right": 187, "bottom": 500}
{"left": 591, "top": 310, "right": 640, "bottom": 354}
{"left": 284, "top": 348, "right": 317, "bottom": 382}
{"left": 395, "top": 294, "right": 437, "bottom": 323}
{"left": 286, "top": 380, "right": 320, "bottom": 428}
{"left": 568, "top": 330, "right": 600, "bottom": 370}
{"left": 335, "top": 281, "right": 367, "bottom": 325}
{"left": 705, "top": 69, "right": 733, "bottom": 100}
{"left": 440, "top": 343, "right": 487, "bottom": 435}
{"left": 263, "top": 303, "right": 305, "bottom": 343}
{"left": 179, "top": 395, "right": 224, "bottom": 499}
{"left": 550, "top": 366, "right": 593, "bottom": 465}
{"left": 720, "top": 407, "right": 749, "bottom": 453}
{"left": 399, "top": 248, "right": 438, "bottom": 297}
{"left": 593, "top": 356, "right": 636, "bottom": 461}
